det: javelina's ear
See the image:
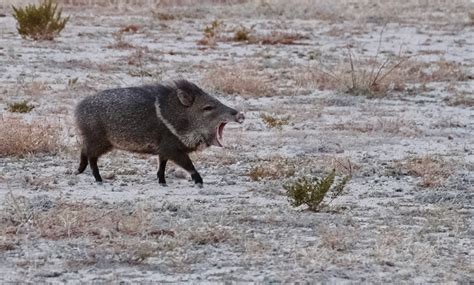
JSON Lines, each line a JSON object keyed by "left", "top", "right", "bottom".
{"left": 177, "top": 89, "right": 195, "bottom": 107}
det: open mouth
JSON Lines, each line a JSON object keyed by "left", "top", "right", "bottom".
{"left": 212, "top": 122, "right": 227, "bottom": 147}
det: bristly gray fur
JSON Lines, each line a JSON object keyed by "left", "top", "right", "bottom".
{"left": 74, "top": 79, "right": 243, "bottom": 185}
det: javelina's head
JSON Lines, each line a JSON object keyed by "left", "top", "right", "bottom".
{"left": 155, "top": 80, "right": 245, "bottom": 149}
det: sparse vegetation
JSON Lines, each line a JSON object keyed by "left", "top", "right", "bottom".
{"left": 233, "top": 25, "right": 253, "bottom": 41}
{"left": 399, "top": 155, "right": 452, "bottom": 188}
{"left": 284, "top": 170, "right": 350, "bottom": 212}
{"left": 323, "top": 47, "right": 408, "bottom": 98}
{"left": 188, "top": 227, "right": 232, "bottom": 245}
{"left": 107, "top": 29, "right": 135, "bottom": 49}
{"left": 443, "top": 92, "right": 474, "bottom": 107}
{"left": 0, "top": 117, "right": 60, "bottom": 156}
{"left": 7, "top": 101, "right": 34, "bottom": 113}
{"left": 249, "top": 158, "right": 296, "bottom": 181}
{"left": 259, "top": 31, "right": 305, "bottom": 45}
{"left": 153, "top": 11, "right": 176, "bottom": 21}
{"left": 203, "top": 65, "right": 274, "bottom": 97}
{"left": 197, "top": 20, "right": 222, "bottom": 46}
{"left": 12, "top": 0, "right": 69, "bottom": 41}
{"left": 260, "top": 113, "right": 290, "bottom": 129}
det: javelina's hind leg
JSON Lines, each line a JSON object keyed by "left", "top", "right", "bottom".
{"left": 157, "top": 157, "right": 168, "bottom": 186}
{"left": 171, "top": 153, "right": 203, "bottom": 187}
{"left": 76, "top": 149, "right": 88, "bottom": 174}
{"left": 83, "top": 139, "right": 112, "bottom": 183}
{"left": 89, "top": 157, "right": 102, "bottom": 182}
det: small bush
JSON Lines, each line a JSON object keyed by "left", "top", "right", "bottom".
{"left": 260, "top": 113, "right": 290, "bottom": 129}
{"left": 12, "top": 0, "right": 69, "bottom": 41}
{"left": 7, "top": 101, "right": 34, "bottom": 113}
{"left": 284, "top": 170, "right": 350, "bottom": 212}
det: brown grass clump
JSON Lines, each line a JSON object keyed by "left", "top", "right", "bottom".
{"left": 322, "top": 48, "right": 409, "bottom": 98}
{"left": 197, "top": 20, "right": 222, "bottom": 46}
{"left": 397, "top": 155, "right": 452, "bottom": 188}
{"left": 233, "top": 25, "right": 252, "bottom": 41}
{"left": 7, "top": 101, "right": 34, "bottom": 113}
{"left": 260, "top": 113, "right": 290, "bottom": 129}
{"left": 119, "top": 24, "right": 140, "bottom": 33}
{"left": 0, "top": 117, "right": 60, "bottom": 156}
{"left": 202, "top": 65, "right": 274, "bottom": 97}
{"left": 152, "top": 11, "right": 176, "bottom": 21}
{"left": 188, "top": 227, "right": 232, "bottom": 245}
{"left": 259, "top": 31, "right": 306, "bottom": 45}
{"left": 231, "top": 28, "right": 305, "bottom": 45}
{"left": 249, "top": 157, "right": 296, "bottom": 181}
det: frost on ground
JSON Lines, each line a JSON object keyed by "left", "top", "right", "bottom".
{"left": 0, "top": 0, "right": 473, "bottom": 283}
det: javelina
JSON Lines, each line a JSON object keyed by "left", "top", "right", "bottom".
{"left": 75, "top": 80, "right": 244, "bottom": 186}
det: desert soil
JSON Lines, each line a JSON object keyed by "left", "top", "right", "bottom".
{"left": 0, "top": 1, "right": 473, "bottom": 283}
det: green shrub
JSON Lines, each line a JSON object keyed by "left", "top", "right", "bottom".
{"left": 12, "top": 0, "right": 69, "bottom": 41}
{"left": 7, "top": 101, "right": 34, "bottom": 113}
{"left": 284, "top": 170, "right": 350, "bottom": 212}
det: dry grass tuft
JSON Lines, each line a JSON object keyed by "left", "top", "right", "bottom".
{"left": 259, "top": 31, "right": 306, "bottom": 45}
{"left": 233, "top": 25, "right": 252, "bottom": 41}
{"left": 107, "top": 30, "right": 135, "bottom": 49}
{"left": 187, "top": 227, "right": 232, "bottom": 245}
{"left": 249, "top": 157, "right": 296, "bottom": 181}
{"left": 7, "top": 101, "right": 34, "bottom": 113}
{"left": 202, "top": 65, "right": 274, "bottom": 97}
{"left": 396, "top": 155, "right": 453, "bottom": 188}
{"left": 0, "top": 117, "right": 61, "bottom": 156}
{"left": 260, "top": 113, "right": 290, "bottom": 129}
{"left": 152, "top": 11, "right": 176, "bottom": 21}
{"left": 197, "top": 20, "right": 222, "bottom": 46}
{"left": 119, "top": 24, "right": 140, "bottom": 33}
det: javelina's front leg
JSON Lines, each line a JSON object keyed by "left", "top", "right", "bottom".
{"left": 170, "top": 153, "right": 203, "bottom": 187}
{"left": 157, "top": 158, "right": 168, "bottom": 186}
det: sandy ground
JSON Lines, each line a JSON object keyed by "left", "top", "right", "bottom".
{"left": 0, "top": 1, "right": 473, "bottom": 283}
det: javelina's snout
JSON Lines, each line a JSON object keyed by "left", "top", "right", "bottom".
{"left": 226, "top": 108, "right": 245, "bottom": 124}
{"left": 235, "top": 111, "right": 245, "bottom": 124}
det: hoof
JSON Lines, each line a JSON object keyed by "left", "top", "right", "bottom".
{"left": 159, "top": 183, "right": 168, "bottom": 187}
{"left": 195, "top": 183, "right": 203, "bottom": 189}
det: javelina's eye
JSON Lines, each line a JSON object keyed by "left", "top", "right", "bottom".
{"left": 203, "top": 106, "right": 215, "bottom": 111}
